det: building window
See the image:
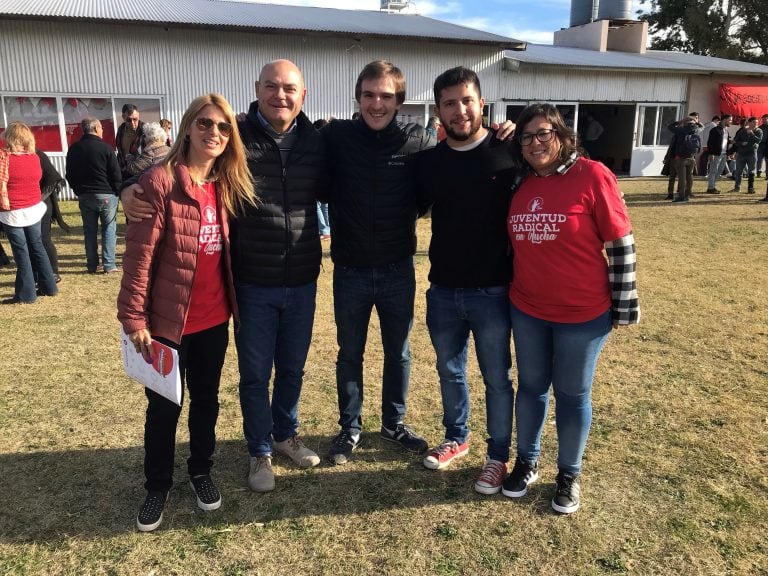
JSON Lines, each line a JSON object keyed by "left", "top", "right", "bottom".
{"left": 3, "top": 96, "right": 62, "bottom": 151}
{"left": 637, "top": 105, "right": 678, "bottom": 146}
{"left": 1, "top": 94, "right": 162, "bottom": 153}
{"left": 506, "top": 104, "right": 527, "bottom": 123}
{"left": 63, "top": 98, "right": 116, "bottom": 148}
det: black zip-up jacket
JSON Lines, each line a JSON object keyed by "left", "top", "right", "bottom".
{"left": 230, "top": 101, "right": 327, "bottom": 287}
{"left": 65, "top": 134, "right": 122, "bottom": 196}
{"left": 706, "top": 124, "right": 731, "bottom": 156}
{"left": 322, "top": 118, "right": 435, "bottom": 268}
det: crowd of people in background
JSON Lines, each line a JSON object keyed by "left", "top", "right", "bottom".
{"left": 665, "top": 111, "right": 768, "bottom": 203}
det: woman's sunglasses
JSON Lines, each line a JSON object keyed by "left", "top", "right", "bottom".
{"left": 195, "top": 117, "right": 233, "bottom": 137}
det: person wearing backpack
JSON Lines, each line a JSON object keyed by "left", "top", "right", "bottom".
{"left": 667, "top": 116, "right": 702, "bottom": 203}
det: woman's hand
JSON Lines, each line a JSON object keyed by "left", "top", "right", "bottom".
{"left": 128, "top": 328, "right": 153, "bottom": 362}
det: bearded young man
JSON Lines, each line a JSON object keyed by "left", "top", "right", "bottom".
{"left": 416, "top": 66, "right": 518, "bottom": 495}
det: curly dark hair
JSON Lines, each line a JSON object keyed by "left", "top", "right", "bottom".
{"left": 510, "top": 103, "right": 580, "bottom": 170}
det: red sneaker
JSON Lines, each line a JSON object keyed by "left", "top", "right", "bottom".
{"left": 423, "top": 440, "right": 469, "bottom": 470}
{"left": 474, "top": 457, "right": 508, "bottom": 495}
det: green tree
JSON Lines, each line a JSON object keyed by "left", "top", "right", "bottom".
{"left": 638, "top": 0, "right": 767, "bottom": 64}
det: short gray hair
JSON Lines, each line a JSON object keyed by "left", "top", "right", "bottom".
{"left": 142, "top": 121, "right": 166, "bottom": 144}
{"left": 80, "top": 117, "right": 100, "bottom": 134}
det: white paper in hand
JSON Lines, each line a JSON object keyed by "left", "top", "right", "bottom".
{"left": 120, "top": 327, "right": 182, "bottom": 405}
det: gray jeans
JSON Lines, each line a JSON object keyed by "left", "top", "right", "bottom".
{"left": 673, "top": 157, "right": 695, "bottom": 199}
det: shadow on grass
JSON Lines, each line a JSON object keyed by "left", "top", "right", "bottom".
{"left": 0, "top": 434, "right": 537, "bottom": 542}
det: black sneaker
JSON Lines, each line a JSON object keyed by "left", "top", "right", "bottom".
{"left": 328, "top": 429, "right": 361, "bottom": 465}
{"left": 189, "top": 474, "right": 222, "bottom": 511}
{"left": 380, "top": 423, "right": 428, "bottom": 453}
{"left": 136, "top": 490, "right": 169, "bottom": 532}
{"left": 551, "top": 471, "right": 581, "bottom": 514}
{"left": 501, "top": 457, "right": 539, "bottom": 498}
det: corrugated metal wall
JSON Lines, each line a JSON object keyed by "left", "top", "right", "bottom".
{"left": 1, "top": 18, "right": 692, "bottom": 193}
{"left": 502, "top": 67, "right": 688, "bottom": 103}
{"left": 0, "top": 20, "right": 505, "bottom": 125}
{"left": 0, "top": 20, "right": 506, "bottom": 198}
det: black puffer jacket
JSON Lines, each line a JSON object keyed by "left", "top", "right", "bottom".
{"left": 230, "top": 102, "right": 327, "bottom": 287}
{"left": 322, "top": 118, "right": 435, "bottom": 268}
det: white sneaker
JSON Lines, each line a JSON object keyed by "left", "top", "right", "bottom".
{"left": 273, "top": 436, "right": 320, "bottom": 468}
{"left": 248, "top": 455, "right": 275, "bottom": 492}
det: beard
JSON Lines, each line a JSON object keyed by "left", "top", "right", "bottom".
{"left": 442, "top": 114, "right": 483, "bottom": 142}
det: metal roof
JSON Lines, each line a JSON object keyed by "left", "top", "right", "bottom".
{"left": 0, "top": 0, "right": 526, "bottom": 49}
{"left": 505, "top": 44, "right": 768, "bottom": 75}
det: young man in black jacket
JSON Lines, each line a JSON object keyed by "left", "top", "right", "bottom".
{"left": 321, "top": 61, "right": 435, "bottom": 464}
{"left": 705, "top": 114, "right": 733, "bottom": 194}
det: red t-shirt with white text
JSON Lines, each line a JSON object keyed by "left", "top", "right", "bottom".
{"left": 507, "top": 158, "right": 632, "bottom": 323}
{"left": 183, "top": 181, "right": 230, "bottom": 335}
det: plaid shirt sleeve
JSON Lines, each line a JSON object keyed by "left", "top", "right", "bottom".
{"left": 0, "top": 149, "right": 10, "bottom": 210}
{"left": 605, "top": 233, "right": 640, "bottom": 325}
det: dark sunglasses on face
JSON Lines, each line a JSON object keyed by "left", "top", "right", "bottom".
{"left": 519, "top": 128, "right": 556, "bottom": 146}
{"left": 195, "top": 117, "right": 233, "bottom": 137}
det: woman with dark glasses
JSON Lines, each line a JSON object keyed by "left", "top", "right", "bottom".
{"left": 502, "top": 103, "right": 639, "bottom": 514}
{"left": 118, "top": 93, "right": 255, "bottom": 531}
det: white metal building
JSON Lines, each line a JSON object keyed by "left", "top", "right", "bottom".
{"left": 503, "top": 44, "right": 768, "bottom": 176}
{"left": 0, "top": 0, "right": 523, "bottom": 197}
{"left": 2, "top": 0, "right": 768, "bottom": 185}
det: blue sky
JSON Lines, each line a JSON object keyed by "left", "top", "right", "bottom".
{"left": 241, "top": 0, "right": 645, "bottom": 44}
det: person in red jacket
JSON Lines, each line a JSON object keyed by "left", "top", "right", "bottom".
{"left": 0, "top": 122, "right": 58, "bottom": 304}
{"left": 117, "top": 93, "right": 256, "bottom": 532}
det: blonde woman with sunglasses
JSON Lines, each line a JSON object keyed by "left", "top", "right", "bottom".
{"left": 117, "top": 93, "right": 255, "bottom": 532}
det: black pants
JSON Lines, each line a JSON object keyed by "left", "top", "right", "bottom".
{"left": 143, "top": 321, "right": 229, "bottom": 492}
{"left": 40, "top": 197, "right": 58, "bottom": 275}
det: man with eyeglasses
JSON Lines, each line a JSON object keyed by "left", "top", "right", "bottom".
{"left": 121, "top": 60, "right": 327, "bottom": 493}
{"left": 416, "top": 67, "right": 517, "bottom": 495}
{"left": 116, "top": 104, "right": 145, "bottom": 179}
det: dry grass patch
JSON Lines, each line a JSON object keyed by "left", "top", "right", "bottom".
{"left": 1, "top": 176, "right": 766, "bottom": 575}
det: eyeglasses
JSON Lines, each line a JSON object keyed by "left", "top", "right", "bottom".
{"left": 195, "top": 117, "right": 233, "bottom": 137}
{"left": 519, "top": 129, "right": 557, "bottom": 146}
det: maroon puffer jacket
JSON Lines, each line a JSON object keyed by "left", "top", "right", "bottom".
{"left": 117, "top": 162, "right": 238, "bottom": 344}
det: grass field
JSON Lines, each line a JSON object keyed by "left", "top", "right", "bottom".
{"left": 1, "top": 176, "right": 766, "bottom": 576}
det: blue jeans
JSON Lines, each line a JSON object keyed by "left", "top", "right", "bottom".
{"left": 78, "top": 194, "right": 118, "bottom": 272}
{"left": 426, "top": 285, "right": 513, "bottom": 462}
{"left": 734, "top": 155, "right": 757, "bottom": 190}
{"left": 510, "top": 304, "right": 611, "bottom": 475}
{"left": 316, "top": 202, "right": 330, "bottom": 236}
{"left": 236, "top": 282, "right": 317, "bottom": 457}
{"left": 707, "top": 154, "right": 728, "bottom": 190}
{"left": 334, "top": 256, "right": 415, "bottom": 433}
{"left": 4, "top": 220, "right": 58, "bottom": 302}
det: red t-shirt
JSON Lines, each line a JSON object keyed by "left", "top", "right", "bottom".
{"left": 507, "top": 158, "right": 632, "bottom": 323}
{"left": 183, "top": 181, "right": 231, "bottom": 335}
{"left": 7, "top": 153, "right": 42, "bottom": 210}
